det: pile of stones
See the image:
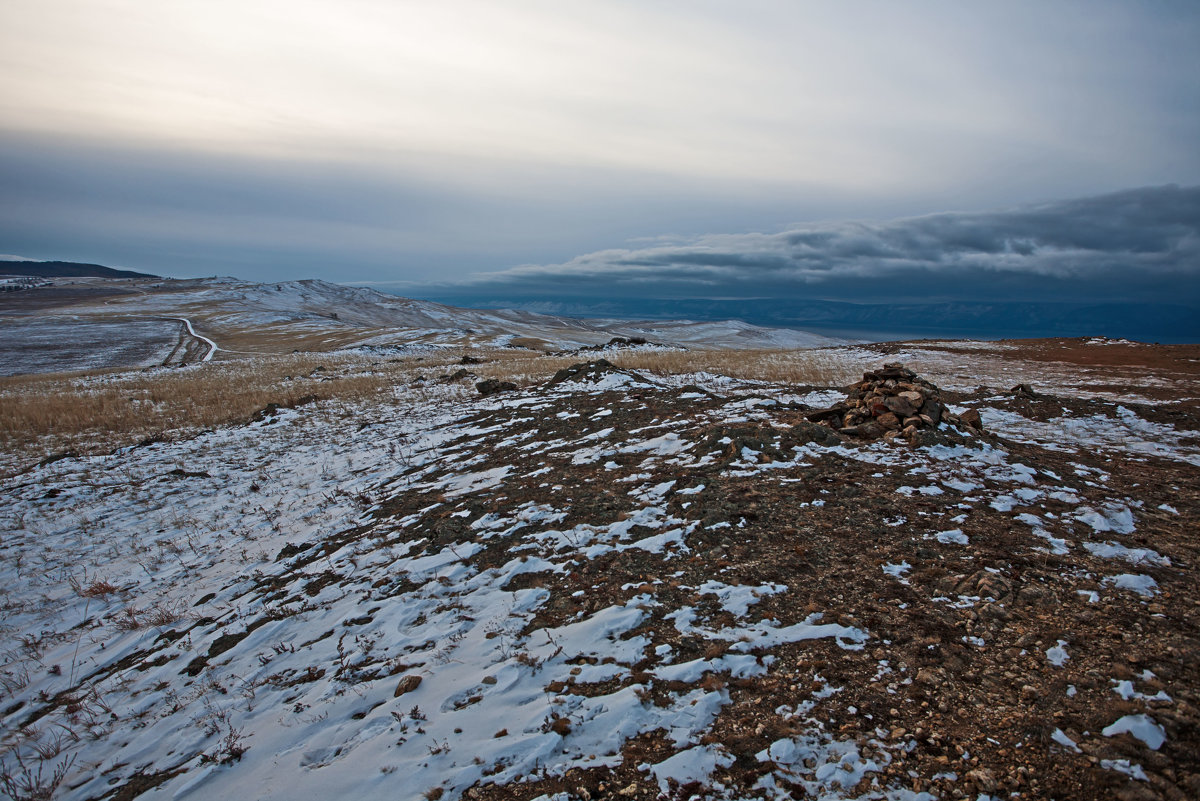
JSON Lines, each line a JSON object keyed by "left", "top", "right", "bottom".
{"left": 805, "top": 362, "right": 982, "bottom": 445}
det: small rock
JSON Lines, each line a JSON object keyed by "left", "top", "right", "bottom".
{"left": 966, "top": 768, "right": 997, "bottom": 792}
{"left": 877, "top": 412, "right": 901, "bottom": 430}
{"left": 394, "top": 674, "right": 422, "bottom": 697}
{"left": 959, "top": 409, "right": 984, "bottom": 430}
{"left": 841, "top": 421, "right": 885, "bottom": 438}
{"left": 884, "top": 394, "right": 920, "bottom": 418}
{"left": 916, "top": 668, "right": 940, "bottom": 686}
{"left": 476, "top": 379, "right": 517, "bottom": 396}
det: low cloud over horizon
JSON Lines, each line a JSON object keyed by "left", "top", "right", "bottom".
{"left": 426, "top": 185, "right": 1200, "bottom": 308}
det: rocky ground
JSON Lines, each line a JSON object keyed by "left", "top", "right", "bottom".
{"left": 0, "top": 343, "right": 1197, "bottom": 800}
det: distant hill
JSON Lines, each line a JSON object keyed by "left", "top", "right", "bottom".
{"left": 0, "top": 260, "right": 159, "bottom": 279}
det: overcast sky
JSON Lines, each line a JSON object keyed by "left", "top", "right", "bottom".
{"left": 1, "top": 1, "right": 1197, "bottom": 304}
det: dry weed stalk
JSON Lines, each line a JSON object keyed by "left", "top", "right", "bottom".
{"left": 0, "top": 747, "right": 76, "bottom": 801}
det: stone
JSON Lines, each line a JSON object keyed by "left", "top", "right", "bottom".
{"left": 877, "top": 412, "right": 901, "bottom": 430}
{"left": 959, "top": 409, "right": 984, "bottom": 430}
{"left": 547, "top": 359, "right": 621, "bottom": 386}
{"left": 804, "top": 404, "right": 848, "bottom": 424}
{"left": 884, "top": 394, "right": 920, "bottom": 417}
{"left": 916, "top": 667, "right": 940, "bottom": 686}
{"left": 394, "top": 674, "right": 422, "bottom": 697}
{"left": 966, "top": 769, "right": 997, "bottom": 792}
{"left": 476, "top": 379, "right": 517, "bottom": 396}
{"left": 841, "top": 421, "right": 885, "bottom": 439}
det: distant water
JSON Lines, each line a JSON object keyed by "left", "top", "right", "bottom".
{"left": 797, "top": 325, "right": 1050, "bottom": 344}
{"left": 795, "top": 326, "right": 1004, "bottom": 344}
{"left": 796, "top": 325, "right": 1188, "bottom": 345}
{"left": 413, "top": 292, "right": 1200, "bottom": 345}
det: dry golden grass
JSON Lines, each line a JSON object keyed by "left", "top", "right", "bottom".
{"left": 0, "top": 346, "right": 854, "bottom": 474}
{"left": 608, "top": 348, "right": 857, "bottom": 386}
{"left": 0, "top": 352, "right": 450, "bottom": 470}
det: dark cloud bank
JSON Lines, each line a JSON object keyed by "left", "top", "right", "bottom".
{"left": 424, "top": 186, "right": 1200, "bottom": 342}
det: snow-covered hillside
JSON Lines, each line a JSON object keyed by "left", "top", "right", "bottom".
{"left": 1, "top": 277, "right": 837, "bottom": 376}
{"left": 1, "top": 354, "right": 1196, "bottom": 800}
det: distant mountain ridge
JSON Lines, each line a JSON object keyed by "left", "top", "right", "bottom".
{"left": 0, "top": 259, "right": 159, "bottom": 279}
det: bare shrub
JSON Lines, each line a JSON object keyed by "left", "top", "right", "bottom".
{"left": 143, "top": 600, "right": 188, "bottom": 628}
{"left": 0, "top": 748, "right": 76, "bottom": 801}
{"left": 77, "top": 580, "right": 119, "bottom": 599}
{"left": 111, "top": 608, "right": 142, "bottom": 632}
{"left": 111, "top": 600, "right": 188, "bottom": 631}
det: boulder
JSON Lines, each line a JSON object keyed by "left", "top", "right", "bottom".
{"left": 476, "top": 379, "right": 517, "bottom": 396}
{"left": 959, "top": 409, "right": 984, "bottom": 430}
{"left": 883, "top": 394, "right": 920, "bottom": 417}
{"left": 394, "top": 674, "right": 423, "bottom": 697}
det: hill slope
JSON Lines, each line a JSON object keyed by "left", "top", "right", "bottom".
{"left": 0, "top": 259, "right": 159, "bottom": 279}
{"left": 0, "top": 276, "right": 841, "bottom": 375}
{"left": 1, "top": 353, "right": 1196, "bottom": 799}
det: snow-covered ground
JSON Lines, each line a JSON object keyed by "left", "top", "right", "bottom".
{"left": 1, "top": 278, "right": 840, "bottom": 377}
{"left": 2, "top": 356, "right": 1196, "bottom": 799}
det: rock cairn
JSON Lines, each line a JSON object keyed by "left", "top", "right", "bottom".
{"left": 805, "top": 363, "right": 981, "bottom": 445}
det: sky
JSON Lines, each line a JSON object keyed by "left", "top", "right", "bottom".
{"left": 1, "top": 1, "right": 1198, "bottom": 313}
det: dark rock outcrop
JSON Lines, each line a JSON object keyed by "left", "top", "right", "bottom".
{"left": 476, "top": 379, "right": 517, "bottom": 396}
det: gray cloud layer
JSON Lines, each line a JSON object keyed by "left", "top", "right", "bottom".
{"left": 446, "top": 186, "right": 1200, "bottom": 305}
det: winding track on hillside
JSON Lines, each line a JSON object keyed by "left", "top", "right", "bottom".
{"left": 173, "top": 316, "right": 218, "bottom": 361}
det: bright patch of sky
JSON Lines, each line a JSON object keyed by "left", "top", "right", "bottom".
{"left": 0, "top": 1, "right": 1197, "bottom": 289}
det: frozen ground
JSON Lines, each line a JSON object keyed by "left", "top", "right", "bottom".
{"left": 0, "top": 278, "right": 840, "bottom": 376}
{"left": 0, "top": 318, "right": 182, "bottom": 376}
{"left": 1, "top": 356, "right": 1197, "bottom": 800}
